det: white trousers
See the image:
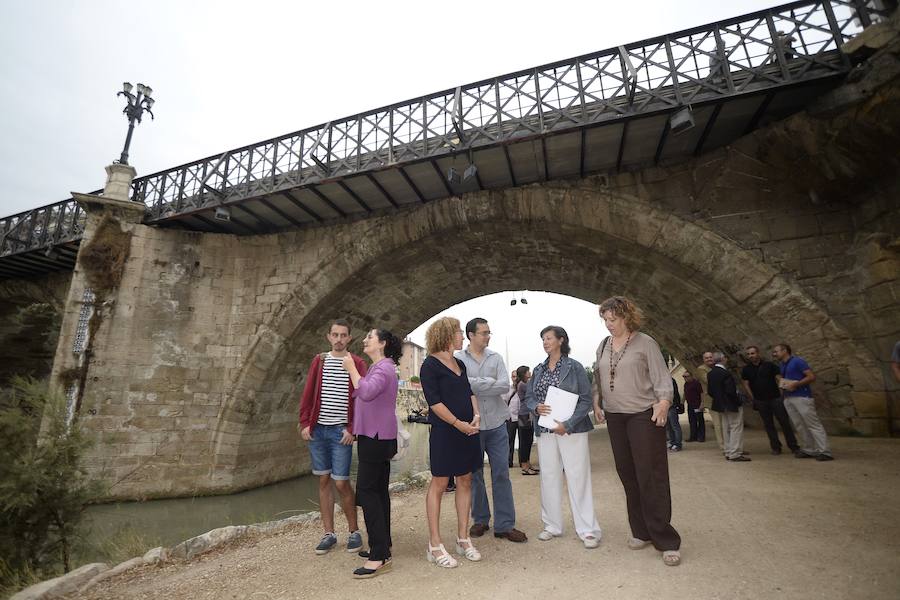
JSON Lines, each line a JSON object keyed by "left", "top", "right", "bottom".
{"left": 538, "top": 432, "right": 601, "bottom": 539}
{"left": 721, "top": 407, "right": 745, "bottom": 459}
{"left": 784, "top": 396, "right": 831, "bottom": 456}
{"left": 709, "top": 408, "right": 725, "bottom": 449}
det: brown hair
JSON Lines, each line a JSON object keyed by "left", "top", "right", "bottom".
{"left": 328, "top": 318, "right": 351, "bottom": 334}
{"left": 598, "top": 296, "right": 644, "bottom": 331}
{"left": 425, "top": 316, "right": 460, "bottom": 354}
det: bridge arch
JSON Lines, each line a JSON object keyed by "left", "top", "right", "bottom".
{"left": 211, "top": 180, "right": 876, "bottom": 490}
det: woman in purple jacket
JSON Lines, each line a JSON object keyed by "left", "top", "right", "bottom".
{"left": 342, "top": 328, "right": 402, "bottom": 579}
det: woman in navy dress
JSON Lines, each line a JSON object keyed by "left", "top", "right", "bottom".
{"left": 420, "top": 316, "right": 482, "bottom": 568}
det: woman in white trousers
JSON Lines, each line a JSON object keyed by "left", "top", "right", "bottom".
{"left": 525, "top": 325, "right": 601, "bottom": 549}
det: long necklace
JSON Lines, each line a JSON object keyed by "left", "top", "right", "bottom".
{"left": 608, "top": 333, "right": 633, "bottom": 392}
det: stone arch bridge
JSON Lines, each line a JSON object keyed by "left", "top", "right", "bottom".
{"left": 0, "top": 1, "right": 897, "bottom": 499}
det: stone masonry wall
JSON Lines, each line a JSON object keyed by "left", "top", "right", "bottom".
{"left": 51, "top": 23, "right": 899, "bottom": 499}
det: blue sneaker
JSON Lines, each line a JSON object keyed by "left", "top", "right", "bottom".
{"left": 347, "top": 530, "right": 363, "bottom": 553}
{"left": 315, "top": 532, "right": 337, "bottom": 555}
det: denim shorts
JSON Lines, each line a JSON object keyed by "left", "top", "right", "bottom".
{"left": 308, "top": 423, "right": 352, "bottom": 480}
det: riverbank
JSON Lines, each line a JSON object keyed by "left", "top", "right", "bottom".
{"left": 73, "top": 427, "right": 900, "bottom": 599}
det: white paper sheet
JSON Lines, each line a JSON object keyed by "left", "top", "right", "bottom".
{"left": 537, "top": 385, "right": 579, "bottom": 430}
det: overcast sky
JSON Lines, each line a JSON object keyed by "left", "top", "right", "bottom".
{"left": 1, "top": 0, "right": 784, "bottom": 216}
{"left": 0, "top": 1, "right": 785, "bottom": 368}
{"left": 408, "top": 291, "right": 610, "bottom": 373}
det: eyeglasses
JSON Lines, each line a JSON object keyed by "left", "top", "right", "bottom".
{"left": 476, "top": 331, "right": 492, "bottom": 337}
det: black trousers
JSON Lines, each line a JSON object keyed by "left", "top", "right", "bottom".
{"left": 606, "top": 409, "right": 681, "bottom": 551}
{"left": 507, "top": 420, "right": 518, "bottom": 466}
{"left": 517, "top": 421, "right": 534, "bottom": 464}
{"left": 356, "top": 435, "right": 397, "bottom": 561}
{"left": 757, "top": 397, "right": 799, "bottom": 452}
{"left": 687, "top": 407, "right": 705, "bottom": 441}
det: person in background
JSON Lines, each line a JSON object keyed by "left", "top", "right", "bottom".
{"left": 741, "top": 345, "right": 798, "bottom": 456}
{"left": 507, "top": 369, "right": 520, "bottom": 468}
{"left": 891, "top": 341, "right": 900, "bottom": 383}
{"left": 774, "top": 343, "right": 833, "bottom": 461}
{"left": 592, "top": 296, "right": 681, "bottom": 566}
{"left": 682, "top": 372, "right": 705, "bottom": 442}
{"left": 516, "top": 365, "right": 538, "bottom": 475}
{"left": 707, "top": 352, "right": 749, "bottom": 463}
{"left": 699, "top": 351, "right": 725, "bottom": 452}
{"left": 342, "top": 328, "right": 402, "bottom": 579}
{"left": 665, "top": 378, "right": 683, "bottom": 452}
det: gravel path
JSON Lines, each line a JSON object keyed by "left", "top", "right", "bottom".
{"left": 80, "top": 426, "right": 900, "bottom": 600}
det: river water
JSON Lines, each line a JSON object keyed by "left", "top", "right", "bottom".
{"left": 81, "top": 422, "right": 433, "bottom": 562}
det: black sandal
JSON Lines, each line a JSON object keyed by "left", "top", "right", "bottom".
{"left": 353, "top": 559, "right": 392, "bottom": 579}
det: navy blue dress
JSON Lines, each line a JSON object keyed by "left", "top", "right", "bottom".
{"left": 420, "top": 355, "right": 482, "bottom": 477}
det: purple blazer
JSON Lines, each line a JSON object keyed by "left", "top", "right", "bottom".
{"left": 352, "top": 357, "right": 399, "bottom": 439}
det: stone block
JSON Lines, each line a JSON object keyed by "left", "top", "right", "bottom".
{"left": 865, "top": 281, "right": 897, "bottom": 310}
{"left": 867, "top": 258, "right": 900, "bottom": 286}
{"left": 848, "top": 417, "right": 891, "bottom": 437}
{"left": 767, "top": 218, "right": 821, "bottom": 241}
{"left": 10, "top": 562, "right": 108, "bottom": 600}
{"left": 850, "top": 391, "right": 889, "bottom": 418}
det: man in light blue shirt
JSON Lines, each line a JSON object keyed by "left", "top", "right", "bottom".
{"left": 456, "top": 318, "right": 527, "bottom": 543}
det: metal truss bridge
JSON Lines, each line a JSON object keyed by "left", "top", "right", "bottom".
{"left": 0, "top": 0, "right": 893, "bottom": 279}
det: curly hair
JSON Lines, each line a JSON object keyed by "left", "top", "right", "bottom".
{"left": 598, "top": 296, "right": 644, "bottom": 331}
{"left": 425, "top": 316, "right": 460, "bottom": 354}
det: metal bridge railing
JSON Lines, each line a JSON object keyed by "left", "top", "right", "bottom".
{"left": 0, "top": 0, "right": 892, "bottom": 259}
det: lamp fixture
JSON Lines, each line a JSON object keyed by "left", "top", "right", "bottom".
{"left": 116, "top": 80, "right": 156, "bottom": 165}
{"left": 669, "top": 106, "right": 695, "bottom": 135}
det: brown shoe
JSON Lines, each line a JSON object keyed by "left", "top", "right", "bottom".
{"left": 469, "top": 523, "right": 490, "bottom": 537}
{"left": 494, "top": 528, "right": 527, "bottom": 543}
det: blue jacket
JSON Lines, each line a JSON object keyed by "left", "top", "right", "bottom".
{"left": 524, "top": 355, "right": 594, "bottom": 437}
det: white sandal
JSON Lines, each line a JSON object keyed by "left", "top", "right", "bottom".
{"left": 662, "top": 550, "right": 681, "bottom": 566}
{"left": 627, "top": 537, "right": 651, "bottom": 550}
{"left": 455, "top": 537, "right": 482, "bottom": 562}
{"left": 426, "top": 543, "right": 458, "bottom": 568}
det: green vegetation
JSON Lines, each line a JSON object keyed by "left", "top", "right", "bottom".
{"left": 0, "top": 377, "right": 101, "bottom": 595}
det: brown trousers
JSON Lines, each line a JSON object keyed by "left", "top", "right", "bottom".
{"left": 606, "top": 409, "right": 681, "bottom": 551}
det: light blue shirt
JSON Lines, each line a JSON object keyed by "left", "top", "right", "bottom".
{"left": 455, "top": 347, "right": 509, "bottom": 431}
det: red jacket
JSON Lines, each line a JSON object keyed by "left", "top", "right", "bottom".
{"left": 298, "top": 352, "right": 368, "bottom": 433}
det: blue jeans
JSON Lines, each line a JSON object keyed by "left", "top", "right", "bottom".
{"left": 665, "top": 407, "right": 683, "bottom": 449}
{"left": 308, "top": 424, "right": 352, "bottom": 480}
{"left": 471, "top": 423, "right": 516, "bottom": 532}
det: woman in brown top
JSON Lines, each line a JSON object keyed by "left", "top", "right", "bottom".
{"left": 591, "top": 296, "right": 682, "bottom": 566}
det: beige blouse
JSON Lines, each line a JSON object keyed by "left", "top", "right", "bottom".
{"left": 594, "top": 331, "right": 673, "bottom": 414}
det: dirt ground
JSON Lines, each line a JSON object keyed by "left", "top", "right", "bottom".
{"left": 80, "top": 426, "right": 900, "bottom": 600}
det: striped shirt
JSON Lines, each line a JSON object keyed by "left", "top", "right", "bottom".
{"left": 318, "top": 353, "right": 350, "bottom": 425}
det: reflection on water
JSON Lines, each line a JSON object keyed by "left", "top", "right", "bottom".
{"left": 82, "top": 423, "right": 432, "bottom": 561}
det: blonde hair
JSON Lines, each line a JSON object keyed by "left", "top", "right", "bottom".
{"left": 426, "top": 316, "right": 460, "bottom": 354}
{"left": 598, "top": 296, "right": 644, "bottom": 331}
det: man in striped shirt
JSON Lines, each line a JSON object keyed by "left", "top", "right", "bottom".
{"left": 299, "top": 319, "right": 368, "bottom": 554}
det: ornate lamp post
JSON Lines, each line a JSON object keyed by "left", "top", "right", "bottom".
{"left": 116, "top": 82, "right": 155, "bottom": 165}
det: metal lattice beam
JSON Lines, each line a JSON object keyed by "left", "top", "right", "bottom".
{"left": 0, "top": 0, "right": 890, "bottom": 266}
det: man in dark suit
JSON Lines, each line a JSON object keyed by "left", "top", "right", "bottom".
{"left": 707, "top": 352, "right": 750, "bottom": 462}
